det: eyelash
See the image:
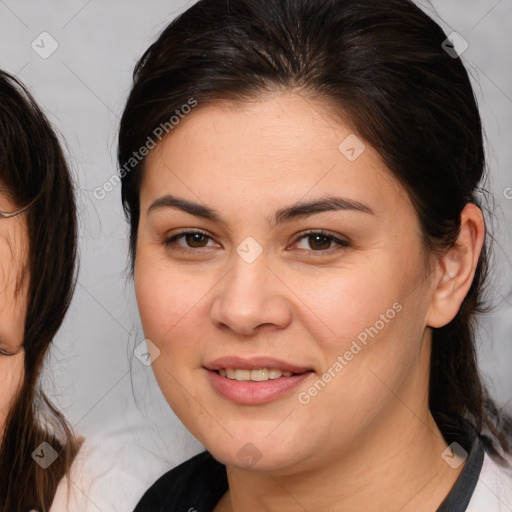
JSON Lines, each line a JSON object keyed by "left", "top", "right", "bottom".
{"left": 162, "top": 229, "right": 350, "bottom": 255}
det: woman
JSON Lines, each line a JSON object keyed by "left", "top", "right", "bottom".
{"left": 118, "top": 0, "right": 512, "bottom": 510}
{"left": 0, "top": 70, "right": 79, "bottom": 511}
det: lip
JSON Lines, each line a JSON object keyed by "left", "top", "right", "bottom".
{"left": 204, "top": 356, "right": 314, "bottom": 405}
{"left": 205, "top": 356, "right": 312, "bottom": 374}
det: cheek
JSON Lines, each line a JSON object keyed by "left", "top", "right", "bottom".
{"left": 0, "top": 244, "right": 28, "bottom": 349}
{"left": 0, "top": 353, "right": 24, "bottom": 432}
{"left": 0, "top": 300, "right": 25, "bottom": 347}
{"left": 135, "top": 250, "right": 204, "bottom": 341}
{"left": 133, "top": 247, "right": 215, "bottom": 389}
{"left": 286, "top": 259, "right": 410, "bottom": 353}
{"left": 134, "top": 253, "right": 216, "bottom": 441}
{"left": 291, "top": 255, "right": 427, "bottom": 411}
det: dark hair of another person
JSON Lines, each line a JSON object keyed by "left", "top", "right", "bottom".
{"left": 0, "top": 71, "right": 79, "bottom": 511}
{"left": 118, "top": 0, "right": 512, "bottom": 465}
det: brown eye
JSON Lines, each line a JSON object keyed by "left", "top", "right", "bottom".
{"left": 294, "top": 230, "right": 350, "bottom": 253}
{"left": 184, "top": 233, "right": 209, "bottom": 248}
{"left": 307, "top": 234, "right": 332, "bottom": 250}
{"left": 162, "top": 230, "right": 218, "bottom": 252}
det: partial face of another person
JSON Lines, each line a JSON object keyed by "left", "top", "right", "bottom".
{"left": 0, "top": 187, "right": 28, "bottom": 434}
{"left": 134, "top": 92, "right": 445, "bottom": 473}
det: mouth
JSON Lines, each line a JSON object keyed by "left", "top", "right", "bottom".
{"left": 216, "top": 367, "right": 302, "bottom": 381}
{"left": 204, "top": 357, "right": 314, "bottom": 404}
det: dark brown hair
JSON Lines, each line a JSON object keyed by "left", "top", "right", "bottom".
{"left": 118, "top": 0, "right": 512, "bottom": 464}
{"left": 0, "top": 70, "right": 80, "bottom": 511}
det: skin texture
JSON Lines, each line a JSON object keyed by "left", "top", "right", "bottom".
{"left": 0, "top": 187, "right": 28, "bottom": 436}
{"left": 134, "top": 91, "right": 485, "bottom": 511}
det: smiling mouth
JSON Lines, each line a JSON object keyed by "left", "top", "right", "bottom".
{"left": 216, "top": 368, "right": 308, "bottom": 381}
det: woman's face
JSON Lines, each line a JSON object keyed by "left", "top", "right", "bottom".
{"left": 134, "top": 92, "right": 440, "bottom": 472}
{"left": 0, "top": 188, "right": 28, "bottom": 434}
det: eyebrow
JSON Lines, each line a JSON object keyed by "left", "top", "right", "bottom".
{"left": 146, "top": 194, "right": 375, "bottom": 226}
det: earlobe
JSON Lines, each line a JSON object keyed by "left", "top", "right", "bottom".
{"left": 426, "top": 203, "right": 485, "bottom": 328}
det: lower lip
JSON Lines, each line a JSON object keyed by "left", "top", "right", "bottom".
{"left": 206, "top": 369, "right": 313, "bottom": 404}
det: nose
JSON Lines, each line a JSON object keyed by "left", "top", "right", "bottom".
{"left": 210, "top": 252, "right": 292, "bottom": 337}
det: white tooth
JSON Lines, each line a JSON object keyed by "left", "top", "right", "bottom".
{"left": 268, "top": 368, "right": 283, "bottom": 379}
{"left": 226, "top": 368, "right": 236, "bottom": 379}
{"left": 219, "top": 369, "right": 227, "bottom": 377}
{"left": 235, "top": 369, "right": 251, "bottom": 381}
{"left": 282, "top": 371, "right": 293, "bottom": 377}
{"left": 251, "top": 368, "right": 269, "bottom": 381}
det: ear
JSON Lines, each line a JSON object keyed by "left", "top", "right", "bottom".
{"left": 426, "top": 203, "right": 485, "bottom": 328}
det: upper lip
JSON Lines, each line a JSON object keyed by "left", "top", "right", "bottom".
{"left": 205, "top": 356, "right": 312, "bottom": 374}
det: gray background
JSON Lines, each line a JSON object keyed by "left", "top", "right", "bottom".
{"left": 0, "top": 0, "right": 511, "bottom": 487}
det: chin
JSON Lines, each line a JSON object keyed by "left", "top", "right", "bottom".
{"left": 201, "top": 429, "right": 309, "bottom": 473}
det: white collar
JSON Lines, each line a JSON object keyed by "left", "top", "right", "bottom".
{"left": 466, "top": 451, "right": 512, "bottom": 511}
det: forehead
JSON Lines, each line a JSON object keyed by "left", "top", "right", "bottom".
{"left": 140, "top": 92, "right": 411, "bottom": 219}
